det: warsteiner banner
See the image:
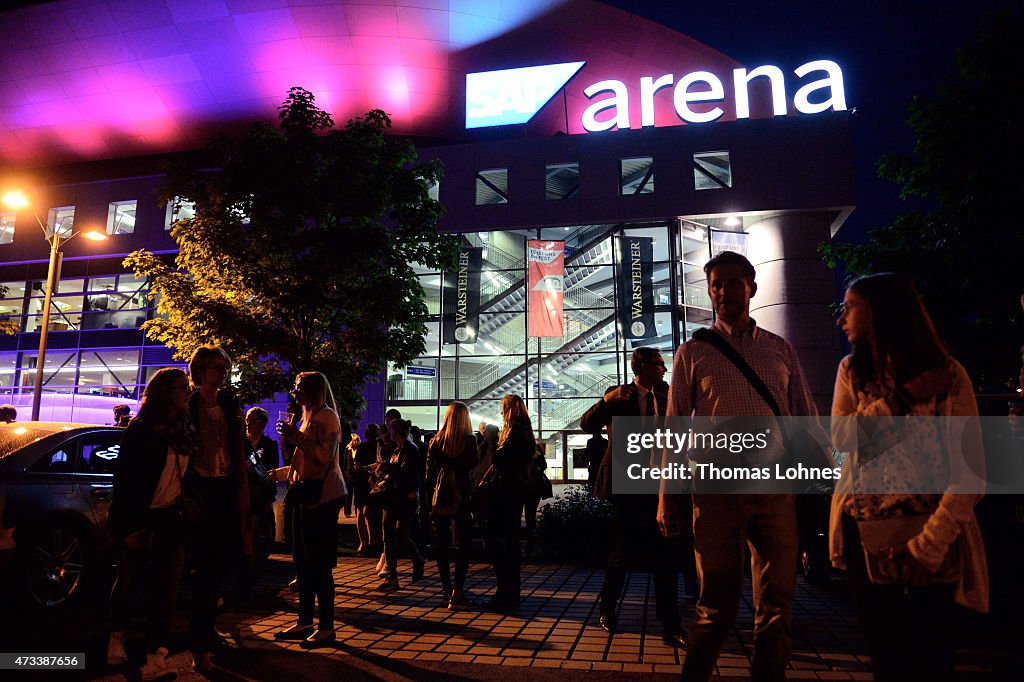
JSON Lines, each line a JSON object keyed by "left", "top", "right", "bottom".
{"left": 527, "top": 240, "right": 565, "bottom": 337}
{"left": 615, "top": 236, "right": 654, "bottom": 338}
{"left": 442, "top": 247, "right": 482, "bottom": 344}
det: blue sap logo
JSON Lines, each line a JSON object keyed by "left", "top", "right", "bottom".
{"left": 466, "top": 61, "right": 586, "bottom": 129}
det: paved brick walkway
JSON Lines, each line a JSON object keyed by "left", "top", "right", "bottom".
{"left": 214, "top": 554, "right": 879, "bottom": 679}
{"left": 86, "top": 546, "right": 1020, "bottom": 681}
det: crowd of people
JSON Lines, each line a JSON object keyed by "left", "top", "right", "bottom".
{"left": 103, "top": 251, "right": 990, "bottom": 682}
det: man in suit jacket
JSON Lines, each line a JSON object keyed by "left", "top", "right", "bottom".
{"left": 580, "top": 347, "right": 693, "bottom": 648}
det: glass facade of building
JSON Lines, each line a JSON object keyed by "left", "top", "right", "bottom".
{"left": 0, "top": 272, "right": 175, "bottom": 423}
{"left": 387, "top": 220, "right": 726, "bottom": 482}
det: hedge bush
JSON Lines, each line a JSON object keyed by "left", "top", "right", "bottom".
{"left": 533, "top": 486, "right": 613, "bottom": 564}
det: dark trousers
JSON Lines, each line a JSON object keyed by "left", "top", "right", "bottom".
{"left": 434, "top": 511, "right": 473, "bottom": 592}
{"left": 601, "top": 495, "right": 688, "bottom": 633}
{"left": 110, "top": 508, "right": 186, "bottom": 652}
{"left": 487, "top": 492, "right": 523, "bottom": 600}
{"left": 383, "top": 496, "right": 422, "bottom": 576}
{"left": 841, "top": 515, "right": 957, "bottom": 682}
{"left": 681, "top": 494, "right": 797, "bottom": 682}
{"left": 293, "top": 497, "right": 342, "bottom": 630}
{"left": 188, "top": 476, "right": 236, "bottom": 653}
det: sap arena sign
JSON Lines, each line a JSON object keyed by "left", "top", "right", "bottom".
{"left": 464, "top": 60, "right": 846, "bottom": 131}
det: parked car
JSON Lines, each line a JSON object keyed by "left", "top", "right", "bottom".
{"left": 0, "top": 422, "right": 277, "bottom": 612}
{"left": 0, "top": 422, "right": 122, "bottom": 610}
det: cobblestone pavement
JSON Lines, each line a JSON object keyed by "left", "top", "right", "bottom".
{"left": 80, "top": 550, "right": 1018, "bottom": 681}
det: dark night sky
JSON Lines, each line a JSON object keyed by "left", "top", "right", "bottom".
{"left": 602, "top": 0, "right": 1013, "bottom": 244}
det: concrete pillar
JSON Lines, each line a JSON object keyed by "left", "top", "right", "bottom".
{"left": 745, "top": 213, "right": 841, "bottom": 413}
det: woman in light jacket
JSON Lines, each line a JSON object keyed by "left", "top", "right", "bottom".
{"left": 831, "top": 273, "right": 987, "bottom": 682}
{"left": 274, "top": 371, "right": 347, "bottom": 648}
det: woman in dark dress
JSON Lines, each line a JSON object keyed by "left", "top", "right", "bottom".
{"left": 377, "top": 419, "right": 425, "bottom": 592}
{"left": 485, "top": 394, "right": 536, "bottom": 612}
{"left": 426, "top": 402, "right": 478, "bottom": 609}
{"left": 352, "top": 423, "right": 381, "bottom": 556}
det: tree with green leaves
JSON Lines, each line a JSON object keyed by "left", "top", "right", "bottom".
{"left": 126, "top": 88, "right": 458, "bottom": 417}
{"left": 822, "top": 10, "right": 1024, "bottom": 390}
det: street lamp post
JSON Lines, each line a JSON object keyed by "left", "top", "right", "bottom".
{"left": 32, "top": 230, "right": 64, "bottom": 421}
{"left": 1, "top": 191, "right": 107, "bottom": 421}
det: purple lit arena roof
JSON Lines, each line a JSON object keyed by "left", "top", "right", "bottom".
{"left": 0, "top": 0, "right": 745, "bottom": 168}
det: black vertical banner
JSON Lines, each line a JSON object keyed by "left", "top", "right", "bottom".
{"left": 443, "top": 247, "right": 483, "bottom": 344}
{"left": 615, "top": 236, "right": 655, "bottom": 339}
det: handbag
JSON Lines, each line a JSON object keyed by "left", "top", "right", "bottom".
{"left": 692, "top": 329, "right": 834, "bottom": 478}
{"left": 472, "top": 465, "right": 497, "bottom": 513}
{"left": 856, "top": 514, "right": 960, "bottom": 585}
{"left": 294, "top": 479, "right": 324, "bottom": 506}
{"left": 247, "top": 455, "right": 277, "bottom": 512}
{"left": 430, "top": 467, "right": 463, "bottom": 517}
{"left": 532, "top": 466, "right": 553, "bottom": 500}
{"left": 367, "top": 472, "right": 395, "bottom": 500}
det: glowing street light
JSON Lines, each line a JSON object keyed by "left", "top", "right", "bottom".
{"left": 1, "top": 191, "right": 107, "bottom": 421}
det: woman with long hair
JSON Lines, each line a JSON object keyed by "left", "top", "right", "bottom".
{"left": 485, "top": 394, "right": 536, "bottom": 612}
{"left": 831, "top": 273, "right": 988, "bottom": 681}
{"left": 427, "top": 402, "right": 479, "bottom": 608}
{"left": 107, "top": 368, "right": 198, "bottom": 680}
{"left": 274, "top": 371, "right": 347, "bottom": 647}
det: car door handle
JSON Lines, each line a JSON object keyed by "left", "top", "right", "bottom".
{"left": 90, "top": 488, "right": 113, "bottom": 499}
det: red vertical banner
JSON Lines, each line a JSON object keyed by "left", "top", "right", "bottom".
{"left": 527, "top": 240, "right": 565, "bottom": 337}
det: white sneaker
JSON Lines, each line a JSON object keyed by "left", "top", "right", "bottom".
{"left": 139, "top": 647, "right": 175, "bottom": 681}
{"left": 106, "top": 630, "right": 127, "bottom": 666}
{"left": 191, "top": 650, "right": 214, "bottom": 674}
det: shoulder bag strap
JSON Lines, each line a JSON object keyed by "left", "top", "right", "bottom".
{"left": 691, "top": 328, "right": 783, "bottom": 417}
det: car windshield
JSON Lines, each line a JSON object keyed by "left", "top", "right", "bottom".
{"left": 0, "top": 426, "right": 72, "bottom": 460}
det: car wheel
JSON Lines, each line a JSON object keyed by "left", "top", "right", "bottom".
{"left": 23, "top": 525, "right": 89, "bottom": 610}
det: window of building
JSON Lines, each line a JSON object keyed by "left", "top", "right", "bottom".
{"left": 76, "top": 349, "right": 140, "bottom": 398}
{"left": 545, "top": 163, "right": 580, "bottom": 200}
{"left": 693, "top": 151, "right": 732, "bottom": 190}
{"left": 82, "top": 275, "right": 149, "bottom": 330}
{"left": 427, "top": 181, "right": 440, "bottom": 202}
{"left": 164, "top": 196, "right": 196, "bottom": 230}
{"left": 46, "top": 206, "right": 75, "bottom": 238}
{"left": 620, "top": 157, "right": 654, "bottom": 195}
{"left": 106, "top": 200, "right": 137, "bottom": 235}
{"left": 0, "top": 212, "right": 15, "bottom": 244}
{"left": 475, "top": 169, "right": 508, "bottom": 205}
{"left": 19, "top": 350, "right": 77, "bottom": 394}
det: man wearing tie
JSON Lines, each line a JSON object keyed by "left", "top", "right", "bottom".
{"left": 581, "top": 347, "right": 690, "bottom": 648}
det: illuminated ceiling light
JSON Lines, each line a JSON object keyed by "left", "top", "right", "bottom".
{"left": 724, "top": 216, "right": 740, "bottom": 227}
{"left": 82, "top": 230, "right": 108, "bottom": 241}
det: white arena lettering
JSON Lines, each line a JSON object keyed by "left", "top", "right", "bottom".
{"left": 580, "top": 59, "right": 846, "bottom": 132}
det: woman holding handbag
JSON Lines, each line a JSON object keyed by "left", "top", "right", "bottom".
{"left": 830, "top": 273, "right": 987, "bottom": 681}
{"left": 274, "top": 371, "right": 347, "bottom": 648}
{"left": 485, "top": 394, "right": 536, "bottom": 612}
{"left": 427, "top": 402, "right": 478, "bottom": 609}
